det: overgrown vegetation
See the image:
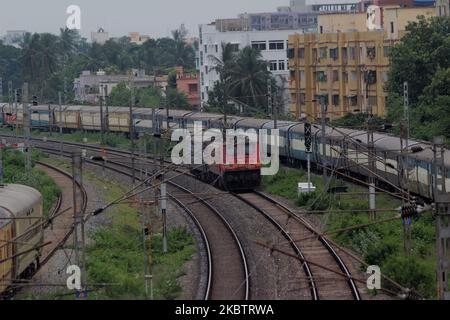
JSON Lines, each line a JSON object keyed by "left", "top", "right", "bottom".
{"left": 2, "top": 148, "right": 61, "bottom": 217}
{"left": 83, "top": 173, "right": 195, "bottom": 300}
{"left": 0, "top": 25, "right": 196, "bottom": 105}
{"left": 387, "top": 16, "right": 450, "bottom": 143}
{"left": 262, "top": 167, "right": 436, "bottom": 298}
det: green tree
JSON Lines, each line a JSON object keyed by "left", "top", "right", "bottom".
{"left": 387, "top": 16, "right": 450, "bottom": 142}
{"left": 109, "top": 82, "right": 131, "bottom": 107}
{"left": 166, "top": 87, "right": 189, "bottom": 110}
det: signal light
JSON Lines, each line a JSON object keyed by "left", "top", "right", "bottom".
{"left": 305, "top": 122, "right": 312, "bottom": 152}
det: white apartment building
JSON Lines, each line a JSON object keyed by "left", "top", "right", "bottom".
{"left": 198, "top": 24, "right": 308, "bottom": 113}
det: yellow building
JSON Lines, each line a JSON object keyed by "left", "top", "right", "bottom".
{"left": 289, "top": 5, "right": 438, "bottom": 121}
{"left": 128, "top": 32, "right": 151, "bottom": 45}
{"left": 288, "top": 31, "right": 397, "bottom": 120}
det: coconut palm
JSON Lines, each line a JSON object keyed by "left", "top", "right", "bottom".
{"left": 227, "top": 46, "right": 271, "bottom": 110}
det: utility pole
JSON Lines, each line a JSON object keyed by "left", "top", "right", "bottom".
{"left": 161, "top": 180, "right": 168, "bottom": 254}
{"left": 142, "top": 190, "right": 154, "bottom": 299}
{"left": 22, "top": 83, "right": 31, "bottom": 175}
{"left": 432, "top": 136, "right": 450, "bottom": 300}
{"left": 14, "top": 88, "right": 18, "bottom": 137}
{"left": 58, "top": 92, "right": 64, "bottom": 157}
{"left": 267, "top": 79, "right": 273, "bottom": 116}
{"left": 400, "top": 82, "right": 412, "bottom": 253}
{"left": 72, "top": 151, "right": 87, "bottom": 298}
{"left": 367, "top": 106, "right": 376, "bottom": 221}
{"left": 99, "top": 85, "right": 105, "bottom": 145}
{"left": 8, "top": 81, "right": 12, "bottom": 109}
{"left": 320, "top": 95, "right": 327, "bottom": 179}
{"left": 129, "top": 77, "right": 136, "bottom": 185}
{"left": 160, "top": 99, "right": 168, "bottom": 254}
{"left": 104, "top": 85, "right": 110, "bottom": 135}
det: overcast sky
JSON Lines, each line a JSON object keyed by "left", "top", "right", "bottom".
{"left": 0, "top": 0, "right": 287, "bottom": 39}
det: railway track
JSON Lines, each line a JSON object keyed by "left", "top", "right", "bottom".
{"left": 235, "top": 191, "right": 361, "bottom": 300}
{"left": 2, "top": 134, "right": 363, "bottom": 300}
{"left": 16, "top": 138, "right": 250, "bottom": 300}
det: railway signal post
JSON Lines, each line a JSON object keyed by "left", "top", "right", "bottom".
{"left": 366, "top": 106, "right": 377, "bottom": 221}
{"left": 433, "top": 136, "right": 450, "bottom": 300}
{"left": 305, "top": 122, "right": 312, "bottom": 193}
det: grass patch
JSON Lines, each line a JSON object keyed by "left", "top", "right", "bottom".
{"left": 262, "top": 166, "right": 437, "bottom": 298}
{"left": 83, "top": 173, "right": 195, "bottom": 300}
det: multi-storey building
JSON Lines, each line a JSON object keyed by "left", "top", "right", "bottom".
{"left": 91, "top": 28, "right": 110, "bottom": 45}
{"left": 288, "top": 31, "right": 396, "bottom": 120}
{"left": 288, "top": 4, "right": 439, "bottom": 121}
{"left": 128, "top": 32, "right": 151, "bottom": 45}
{"left": 198, "top": 23, "right": 312, "bottom": 112}
{"left": 175, "top": 66, "right": 201, "bottom": 109}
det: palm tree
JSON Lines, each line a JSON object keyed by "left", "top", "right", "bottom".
{"left": 209, "top": 42, "right": 236, "bottom": 83}
{"left": 20, "top": 33, "right": 60, "bottom": 99}
{"left": 227, "top": 46, "right": 271, "bottom": 110}
{"left": 59, "top": 27, "right": 79, "bottom": 61}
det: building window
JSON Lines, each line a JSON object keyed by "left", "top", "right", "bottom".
{"left": 189, "top": 84, "right": 198, "bottom": 93}
{"left": 368, "top": 96, "right": 377, "bottom": 106}
{"left": 319, "top": 47, "right": 327, "bottom": 59}
{"left": 269, "top": 61, "right": 278, "bottom": 71}
{"left": 365, "top": 70, "right": 377, "bottom": 85}
{"left": 201, "top": 92, "right": 205, "bottom": 100}
{"left": 200, "top": 51, "right": 204, "bottom": 65}
{"left": 332, "top": 70, "right": 339, "bottom": 82}
{"left": 349, "top": 95, "right": 357, "bottom": 106}
{"left": 383, "top": 46, "right": 391, "bottom": 57}
{"left": 343, "top": 71, "right": 348, "bottom": 83}
{"left": 298, "top": 47, "right": 305, "bottom": 59}
{"left": 312, "top": 48, "right": 318, "bottom": 62}
{"left": 299, "top": 93, "right": 306, "bottom": 104}
{"left": 230, "top": 43, "right": 239, "bottom": 52}
{"left": 390, "top": 22, "right": 394, "bottom": 34}
{"left": 290, "top": 70, "right": 295, "bottom": 80}
{"left": 350, "top": 71, "right": 357, "bottom": 81}
{"left": 201, "top": 72, "right": 204, "bottom": 86}
{"left": 269, "top": 40, "right": 284, "bottom": 50}
{"left": 205, "top": 66, "right": 208, "bottom": 74}
{"left": 341, "top": 47, "right": 348, "bottom": 63}
{"left": 320, "top": 26, "right": 323, "bottom": 34}
{"left": 215, "top": 44, "right": 218, "bottom": 53}
{"left": 367, "top": 47, "right": 376, "bottom": 59}
{"left": 381, "top": 71, "right": 388, "bottom": 83}
{"left": 287, "top": 48, "right": 295, "bottom": 59}
{"left": 204, "top": 45, "right": 207, "bottom": 53}
{"left": 316, "top": 71, "right": 327, "bottom": 82}
{"left": 329, "top": 48, "right": 338, "bottom": 60}
{"left": 252, "top": 41, "right": 267, "bottom": 51}
{"left": 349, "top": 47, "right": 356, "bottom": 60}
{"left": 332, "top": 95, "right": 340, "bottom": 106}
{"left": 278, "top": 61, "right": 286, "bottom": 71}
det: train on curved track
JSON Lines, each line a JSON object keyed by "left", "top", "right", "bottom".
{"left": 0, "top": 103, "right": 449, "bottom": 200}
{"left": 0, "top": 184, "right": 43, "bottom": 296}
